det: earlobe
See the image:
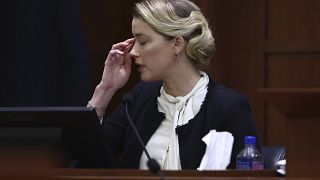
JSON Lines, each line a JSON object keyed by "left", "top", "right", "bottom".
{"left": 173, "top": 36, "right": 185, "bottom": 53}
{"left": 171, "top": 37, "right": 184, "bottom": 61}
{"left": 172, "top": 44, "right": 180, "bottom": 61}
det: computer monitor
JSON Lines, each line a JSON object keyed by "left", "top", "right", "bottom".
{"left": 0, "top": 107, "right": 113, "bottom": 169}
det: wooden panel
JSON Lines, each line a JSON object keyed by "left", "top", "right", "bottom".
{"left": 265, "top": 53, "right": 320, "bottom": 144}
{"left": 266, "top": 53, "right": 320, "bottom": 88}
{"left": 266, "top": 0, "right": 320, "bottom": 53}
{"left": 258, "top": 89, "right": 320, "bottom": 177}
{"left": 81, "top": 1, "right": 135, "bottom": 52}
{"left": 198, "top": 0, "right": 320, "bottom": 149}
{"left": 287, "top": 117, "right": 320, "bottom": 177}
{"left": 265, "top": 39, "right": 320, "bottom": 53}
{"left": 263, "top": 0, "right": 320, "bottom": 147}
{"left": 267, "top": 0, "right": 320, "bottom": 42}
{"left": 265, "top": 106, "right": 286, "bottom": 145}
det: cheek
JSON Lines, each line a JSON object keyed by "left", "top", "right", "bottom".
{"left": 145, "top": 45, "right": 163, "bottom": 57}
{"left": 144, "top": 43, "right": 173, "bottom": 62}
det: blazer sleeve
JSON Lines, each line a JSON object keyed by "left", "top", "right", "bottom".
{"left": 101, "top": 99, "right": 129, "bottom": 156}
{"left": 101, "top": 81, "right": 162, "bottom": 157}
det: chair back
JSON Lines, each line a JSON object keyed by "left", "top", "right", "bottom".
{"left": 261, "top": 146, "right": 285, "bottom": 169}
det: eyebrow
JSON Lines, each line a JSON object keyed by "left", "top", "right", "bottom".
{"left": 133, "top": 33, "right": 148, "bottom": 38}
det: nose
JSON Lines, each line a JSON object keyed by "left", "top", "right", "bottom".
{"left": 129, "top": 43, "right": 139, "bottom": 59}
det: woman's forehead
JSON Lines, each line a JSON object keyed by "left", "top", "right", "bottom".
{"left": 131, "top": 18, "right": 156, "bottom": 37}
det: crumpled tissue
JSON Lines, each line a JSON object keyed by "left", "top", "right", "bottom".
{"left": 197, "top": 130, "right": 234, "bottom": 170}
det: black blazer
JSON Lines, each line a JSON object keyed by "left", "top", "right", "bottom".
{"left": 102, "top": 79, "right": 260, "bottom": 169}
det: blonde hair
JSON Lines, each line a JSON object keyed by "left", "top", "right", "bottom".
{"left": 133, "top": 0, "right": 215, "bottom": 64}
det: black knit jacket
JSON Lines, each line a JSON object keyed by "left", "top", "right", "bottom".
{"left": 102, "top": 79, "right": 260, "bottom": 169}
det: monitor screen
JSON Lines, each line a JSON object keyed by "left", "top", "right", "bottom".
{"left": 0, "top": 107, "right": 113, "bottom": 169}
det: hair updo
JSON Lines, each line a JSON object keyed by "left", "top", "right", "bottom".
{"left": 133, "top": 0, "right": 215, "bottom": 65}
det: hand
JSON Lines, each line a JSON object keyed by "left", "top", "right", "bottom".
{"left": 99, "top": 38, "right": 135, "bottom": 91}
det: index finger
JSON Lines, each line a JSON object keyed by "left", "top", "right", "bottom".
{"left": 125, "top": 38, "right": 135, "bottom": 44}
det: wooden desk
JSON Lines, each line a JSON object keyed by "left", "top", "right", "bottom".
{"left": 0, "top": 169, "right": 281, "bottom": 180}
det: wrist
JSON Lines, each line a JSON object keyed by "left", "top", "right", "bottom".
{"left": 87, "top": 100, "right": 106, "bottom": 118}
{"left": 95, "top": 82, "right": 117, "bottom": 94}
{"left": 87, "top": 84, "right": 117, "bottom": 117}
{"left": 97, "top": 82, "right": 118, "bottom": 94}
{"left": 91, "top": 85, "right": 116, "bottom": 105}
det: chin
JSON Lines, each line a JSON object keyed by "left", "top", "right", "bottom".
{"left": 140, "top": 75, "right": 151, "bottom": 82}
{"left": 140, "top": 73, "right": 157, "bottom": 82}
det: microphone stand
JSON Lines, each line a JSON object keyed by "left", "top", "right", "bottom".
{"left": 125, "top": 102, "right": 167, "bottom": 180}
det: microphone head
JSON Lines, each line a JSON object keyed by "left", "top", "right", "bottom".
{"left": 147, "top": 158, "right": 161, "bottom": 174}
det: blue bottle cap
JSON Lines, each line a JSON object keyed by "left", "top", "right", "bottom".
{"left": 244, "top": 136, "right": 256, "bottom": 145}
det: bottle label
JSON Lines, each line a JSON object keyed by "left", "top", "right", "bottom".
{"left": 237, "top": 158, "right": 264, "bottom": 170}
{"left": 252, "top": 161, "right": 264, "bottom": 170}
{"left": 236, "top": 159, "right": 251, "bottom": 170}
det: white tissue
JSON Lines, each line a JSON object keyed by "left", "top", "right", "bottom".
{"left": 197, "top": 130, "right": 234, "bottom": 170}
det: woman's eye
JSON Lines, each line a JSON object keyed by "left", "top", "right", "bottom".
{"left": 139, "top": 41, "right": 147, "bottom": 46}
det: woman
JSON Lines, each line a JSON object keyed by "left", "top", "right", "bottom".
{"left": 88, "top": 0, "right": 259, "bottom": 170}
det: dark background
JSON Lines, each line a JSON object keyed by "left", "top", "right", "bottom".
{"left": 1, "top": 0, "right": 91, "bottom": 106}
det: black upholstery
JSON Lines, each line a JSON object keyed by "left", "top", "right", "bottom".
{"left": 261, "top": 146, "right": 285, "bottom": 169}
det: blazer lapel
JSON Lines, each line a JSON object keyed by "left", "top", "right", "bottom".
{"left": 125, "top": 94, "right": 165, "bottom": 168}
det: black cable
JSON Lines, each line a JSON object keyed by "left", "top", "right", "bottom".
{"left": 125, "top": 102, "right": 167, "bottom": 180}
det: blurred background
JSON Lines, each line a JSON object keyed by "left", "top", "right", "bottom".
{"left": 2, "top": 0, "right": 320, "bottom": 148}
{"left": 1, "top": 0, "right": 92, "bottom": 106}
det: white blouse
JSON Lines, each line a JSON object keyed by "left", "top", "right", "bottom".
{"left": 139, "top": 71, "right": 209, "bottom": 170}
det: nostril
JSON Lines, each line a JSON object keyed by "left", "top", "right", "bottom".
{"left": 130, "top": 51, "right": 139, "bottom": 59}
{"left": 129, "top": 50, "right": 136, "bottom": 57}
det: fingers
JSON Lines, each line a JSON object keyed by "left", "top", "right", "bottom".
{"left": 124, "top": 38, "right": 135, "bottom": 44}
{"left": 106, "top": 38, "right": 135, "bottom": 66}
{"left": 111, "top": 42, "right": 129, "bottom": 51}
{"left": 111, "top": 38, "right": 135, "bottom": 51}
{"left": 109, "top": 49, "right": 124, "bottom": 56}
{"left": 123, "top": 43, "right": 134, "bottom": 71}
{"left": 108, "top": 38, "right": 134, "bottom": 58}
{"left": 108, "top": 41, "right": 133, "bottom": 59}
{"left": 124, "top": 41, "right": 134, "bottom": 54}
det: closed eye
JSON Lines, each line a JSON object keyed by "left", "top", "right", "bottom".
{"left": 139, "top": 41, "right": 147, "bottom": 46}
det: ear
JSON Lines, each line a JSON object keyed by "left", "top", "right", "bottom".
{"left": 172, "top": 36, "right": 185, "bottom": 54}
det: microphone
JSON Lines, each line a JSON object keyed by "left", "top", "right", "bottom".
{"left": 123, "top": 95, "right": 167, "bottom": 180}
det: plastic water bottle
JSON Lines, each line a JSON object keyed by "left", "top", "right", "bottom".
{"left": 236, "top": 136, "right": 264, "bottom": 170}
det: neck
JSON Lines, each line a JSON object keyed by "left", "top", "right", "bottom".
{"left": 163, "top": 68, "right": 201, "bottom": 97}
